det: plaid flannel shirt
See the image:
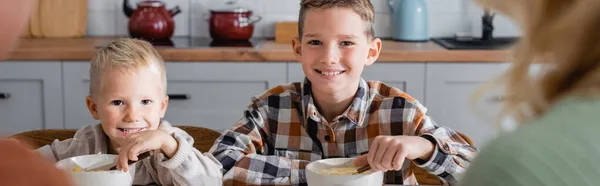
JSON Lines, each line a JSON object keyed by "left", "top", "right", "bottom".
{"left": 209, "top": 77, "right": 478, "bottom": 185}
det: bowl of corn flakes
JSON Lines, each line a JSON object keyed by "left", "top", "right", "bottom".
{"left": 55, "top": 154, "right": 132, "bottom": 186}
{"left": 306, "top": 158, "right": 384, "bottom": 186}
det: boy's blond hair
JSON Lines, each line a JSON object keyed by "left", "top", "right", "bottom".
{"left": 89, "top": 38, "right": 167, "bottom": 97}
{"left": 298, "top": 0, "right": 375, "bottom": 40}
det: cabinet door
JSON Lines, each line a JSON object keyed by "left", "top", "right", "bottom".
{"left": 63, "top": 62, "right": 287, "bottom": 132}
{"left": 0, "top": 62, "right": 63, "bottom": 136}
{"left": 287, "top": 63, "right": 426, "bottom": 104}
{"left": 425, "top": 63, "right": 513, "bottom": 147}
{"left": 62, "top": 62, "right": 92, "bottom": 129}
{"left": 163, "top": 63, "right": 287, "bottom": 132}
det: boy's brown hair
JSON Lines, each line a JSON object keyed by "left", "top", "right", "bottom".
{"left": 89, "top": 38, "right": 167, "bottom": 97}
{"left": 298, "top": 0, "right": 375, "bottom": 40}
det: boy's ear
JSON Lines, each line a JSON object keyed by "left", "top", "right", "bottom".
{"left": 86, "top": 96, "right": 100, "bottom": 120}
{"left": 366, "top": 38, "right": 382, "bottom": 66}
{"left": 292, "top": 37, "right": 302, "bottom": 58}
{"left": 160, "top": 95, "right": 169, "bottom": 118}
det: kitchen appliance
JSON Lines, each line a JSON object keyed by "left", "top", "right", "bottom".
{"left": 123, "top": 0, "right": 181, "bottom": 41}
{"left": 207, "top": 0, "right": 261, "bottom": 41}
{"left": 432, "top": 9, "right": 519, "bottom": 50}
{"left": 432, "top": 36, "right": 518, "bottom": 50}
{"left": 389, "top": 0, "right": 429, "bottom": 42}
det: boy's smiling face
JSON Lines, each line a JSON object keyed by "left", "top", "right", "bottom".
{"left": 293, "top": 7, "right": 381, "bottom": 95}
{"left": 86, "top": 66, "right": 168, "bottom": 148}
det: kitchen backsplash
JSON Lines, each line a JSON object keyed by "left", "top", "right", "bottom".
{"left": 88, "top": 0, "right": 520, "bottom": 38}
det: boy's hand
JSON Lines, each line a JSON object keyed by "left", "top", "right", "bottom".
{"left": 353, "top": 135, "right": 434, "bottom": 172}
{"left": 116, "top": 130, "right": 178, "bottom": 172}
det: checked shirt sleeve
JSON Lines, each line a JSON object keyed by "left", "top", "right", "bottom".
{"left": 411, "top": 106, "right": 479, "bottom": 185}
{"left": 210, "top": 103, "right": 310, "bottom": 186}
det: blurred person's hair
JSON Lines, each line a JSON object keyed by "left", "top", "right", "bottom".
{"left": 473, "top": 0, "right": 600, "bottom": 124}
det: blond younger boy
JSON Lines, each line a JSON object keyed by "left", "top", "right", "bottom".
{"left": 39, "top": 38, "right": 223, "bottom": 186}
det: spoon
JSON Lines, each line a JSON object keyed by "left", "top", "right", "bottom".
{"left": 353, "top": 164, "right": 371, "bottom": 175}
{"left": 86, "top": 151, "right": 152, "bottom": 171}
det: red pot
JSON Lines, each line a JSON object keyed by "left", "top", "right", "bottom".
{"left": 208, "top": 8, "right": 261, "bottom": 41}
{"left": 123, "top": 0, "right": 181, "bottom": 41}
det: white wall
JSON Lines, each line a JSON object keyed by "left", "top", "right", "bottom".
{"left": 87, "top": 0, "right": 521, "bottom": 38}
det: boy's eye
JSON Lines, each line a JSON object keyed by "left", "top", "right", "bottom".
{"left": 141, "top": 99, "right": 152, "bottom": 105}
{"left": 307, "top": 40, "right": 322, "bottom": 45}
{"left": 111, "top": 100, "right": 124, "bottom": 106}
{"left": 340, "top": 41, "right": 354, "bottom": 46}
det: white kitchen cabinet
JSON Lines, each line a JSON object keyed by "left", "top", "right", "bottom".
{"left": 0, "top": 59, "right": 543, "bottom": 141}
{"left": 287, "top": 63, "right": 427, "bottom": 104}
{"left": 425, "top": 63, "right": 542, "bottom": 147}
{"left": 425, "top": 63, "right": 511, "bottom": 148}
{"left": 62, "top": 62, "right": 92, "bottom": 130}
{"left": 0, "top": 62, "right": 63, "bottom": 136}
{"left": 162, "top": 63, "right": 287, "bottom": 132}
{"left": 62, "top": 62, "right": 287, "bottom": 132}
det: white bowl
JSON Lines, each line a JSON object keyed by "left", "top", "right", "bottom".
{"left": 55, "top": 154, "right": 132, "bottom": 186}
{"left": 306, "top": 158, "right": 384, "bottom": 186}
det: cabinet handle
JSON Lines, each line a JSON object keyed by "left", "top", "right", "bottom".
{"left": 168, "top": 94, "right": 190, "bottom": 100}
{"left": 0, "top": 93, "right": 10, "bottom": 99}
{"left": 488, "top": 95, "right": 505, "bottom": 103}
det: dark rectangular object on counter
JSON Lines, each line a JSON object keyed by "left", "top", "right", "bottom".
{"left": 432, "top": 37, "right": 519, "bottom": 50}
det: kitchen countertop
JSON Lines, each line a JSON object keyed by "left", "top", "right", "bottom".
{"left": 6, "top": 37, "right": 513, "bottom": 62}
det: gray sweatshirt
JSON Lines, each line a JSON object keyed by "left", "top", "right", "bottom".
{"left": 38, "top": 121, "right": 223, "bottom": 186}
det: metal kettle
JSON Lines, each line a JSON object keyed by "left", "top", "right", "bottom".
{"left": 123, "top": 0, "right": 181, "bottom": 40}
{"left": 389, "top": 0, "right": 429, "bottom": 42}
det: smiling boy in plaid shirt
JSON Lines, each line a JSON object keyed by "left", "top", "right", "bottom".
{"left": 209, "top": 0, "right": 478, "bottom": 185}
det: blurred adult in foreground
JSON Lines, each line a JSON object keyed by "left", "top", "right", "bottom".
{"left": 0, "top": 0, "right": 74, "bottom": 185}
{"left": 460, "top": 0, "right": 600, "bottom": 186}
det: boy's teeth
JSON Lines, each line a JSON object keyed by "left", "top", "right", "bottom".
{"left": 319, "top": 71, "right": 342, "bottom": 76}
{"left": 122, "top": 128, "right": 146, "bottom": 133}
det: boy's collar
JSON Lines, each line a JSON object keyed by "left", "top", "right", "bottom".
{"left": 158, "top": 119, "right": 172, "bottom": 130}
{"left": 301, "top": 77, "right": 371, "bottom": 126}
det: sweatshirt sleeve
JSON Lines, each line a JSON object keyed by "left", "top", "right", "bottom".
{"left": 38, "top": 138, "right": 78, "bottom": 163}
{"left": 152, "top": 128, "right": 224, "bottom": 186}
